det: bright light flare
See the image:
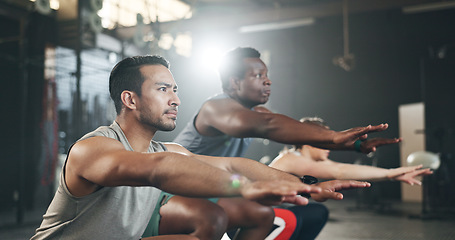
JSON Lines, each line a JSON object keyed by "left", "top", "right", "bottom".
{"left": 197, "top": 46, "right": 225, "bottom": 73}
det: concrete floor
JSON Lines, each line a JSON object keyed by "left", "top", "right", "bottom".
{"left": 317, "top": 199, "right": 455, "bottom": 240}
{"left": 1, "top": 197, "right": 454, "bottom": 240}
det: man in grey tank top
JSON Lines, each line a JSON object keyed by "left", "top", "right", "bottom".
{"left": 32, "top": 55, "right": 371, "bottom": 240}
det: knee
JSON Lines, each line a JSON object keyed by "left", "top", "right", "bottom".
{"left": 205, "top": 207, "right": 229, "bottom": 235}
{"left": 246, "top": 204, "right": 275, "bottom": 227}
{"left": 259, "top": 205, "right": 275, "bottom": 225}
{"left": 193, "top": 203, "right": 229, "bottom": 238}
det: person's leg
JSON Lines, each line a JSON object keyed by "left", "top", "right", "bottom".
{"left": 289, "top": 203, "right": 329, "bottom": 240}
{"left": 158, "top": 195, "right": 229, "bottom": 240}
{"left": 217, "top": 197, "right": 275, "bottom": 240}
{"left": 234, "top": 203, "right": 329, "bottom": 240}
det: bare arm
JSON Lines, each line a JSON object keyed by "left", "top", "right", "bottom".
{"left": 197, "top": 98, "right": 400, "bottom": 153}
{"left": 164, "top": 142, "right": 302, "bottom": 183}
{"left": 65, "top": 137, "right": 320, "bottom": 206}
{"left": 66, "top": 137, "right": 243, "bottom": 197}
{"left": 270, "top": 153, "right": 432, "bottom": 185}
{"left": 166, "top": 143, "right": 371, "bottom": 202}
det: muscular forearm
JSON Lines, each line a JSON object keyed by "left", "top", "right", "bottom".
{"left": 150, "top": 153, "right": 320, "bottom": 205}
{"left": 192, "top": 154, "right": 300, "bottom": 183}
{"left": 255, "top": 113, "right": 337, "bottom": 147}
{"left": 148, "top": 152, "right": 244, "bottom": 197}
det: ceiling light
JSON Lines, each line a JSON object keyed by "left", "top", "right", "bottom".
{"left": 239, "top": 18, "right": 315, "bottom": 33}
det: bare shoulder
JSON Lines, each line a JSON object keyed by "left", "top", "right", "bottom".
{"left": 67, "top": 137, "right": 126, "bottom": 177}
{"left": 202, "top": 97, "right": 246, "bottom": 115}
{"left": 163, "top": 142, "right": 191, "bottom": 155}
{"left": 253, "top": 105, "right": 273, "bottom": 113}
{"left": 69, "top": 136, "right": 125, "bottom": 162}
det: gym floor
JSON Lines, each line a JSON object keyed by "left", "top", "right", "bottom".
{"left": 1, "top": 197, "right": 454, "bottom": 240}
{"left": 317, "top": 198, "right": 455, "bottom": 240}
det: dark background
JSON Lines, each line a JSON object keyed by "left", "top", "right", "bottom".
{"left": 1, "top": 0, "right": 454, "bottom": 225}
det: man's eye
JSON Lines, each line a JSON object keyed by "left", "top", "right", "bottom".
{"left": 159, "top": 87, "right": 167, "bottom": 92}
{"left": 255, "top": 74, "right": 262, "bottom": 78}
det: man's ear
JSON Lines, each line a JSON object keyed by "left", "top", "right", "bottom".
{"left": 230, "top": 77, "right": 241, "bottom": 91}
{"left": 121, "top": 90, "right": 137, "bottom": 110}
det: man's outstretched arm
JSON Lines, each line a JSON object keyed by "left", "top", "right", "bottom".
{"left": 165, "top": 142, "right": 371, "bottom": 204}
{"left": 197, "top": 98, "right": 400, "bottom": 153}
{"left": 65, "top": 136, "right": 320, "bottom": 205}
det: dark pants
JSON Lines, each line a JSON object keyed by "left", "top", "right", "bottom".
{"left": 227, "top": 203, "right": 329, "bottom": 240}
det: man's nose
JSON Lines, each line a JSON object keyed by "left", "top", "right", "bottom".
{"left": 170, "top": 93, "right": 180, "bottom": 106}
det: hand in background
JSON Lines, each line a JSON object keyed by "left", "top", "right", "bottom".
{"left": 311, "top": 180, "right": 371, "bottom": 202}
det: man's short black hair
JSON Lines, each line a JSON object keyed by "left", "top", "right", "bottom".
{"left": 109, "top": 55, "right": 170, "bottom": 114}
{"left": 218, "top": 47, "right": 261, "bottom": 91}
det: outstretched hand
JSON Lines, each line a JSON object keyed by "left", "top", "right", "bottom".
{"left": 389, "top": 165, "right": 433, "bottom": 185}
{"left": 311, "top": 180, "right": 371, "bottom": 202}
{"left": 240, "top": 180, "right": 322, "bottom": 206}
{"left": 334, "top": 124, "right": 401, "bottom": 153}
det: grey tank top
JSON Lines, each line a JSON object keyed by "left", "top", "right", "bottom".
{"left": 31, "top": 121, "right": 165, "bottom": 240}
{"left": 173, "top": 93, "right": 252, "bottom": 157}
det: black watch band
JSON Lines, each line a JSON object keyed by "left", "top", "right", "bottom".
{"left": 299, "top": 175, "right": 318, "bottom": 198}
{"left": 300, "top": 175, "right": 318, "bottom": 185}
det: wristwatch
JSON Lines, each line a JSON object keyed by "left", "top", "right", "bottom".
{"left": 299, "top": 175, "right": 318, "bottom": 198}
{"left": 300, "top": 175, "right": 318, "bottom": 185}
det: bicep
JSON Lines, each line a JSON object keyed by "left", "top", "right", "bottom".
{"left": 200, "top": 101, "right": 270, "bottom": 137}
{"left": 67, "top": 137, "right": 156, "bottom": 188}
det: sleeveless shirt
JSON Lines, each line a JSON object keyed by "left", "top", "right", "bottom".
{"left": 173, "top": 93, "right": 252, "bottom": 157}
{"left": 31, "top": 121, "right": 165, "bottom": 240}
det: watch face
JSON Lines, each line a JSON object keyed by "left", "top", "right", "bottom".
{"left": 301, "top": 175, "right": 318, "bottom": 185}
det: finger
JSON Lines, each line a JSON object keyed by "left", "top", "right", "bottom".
{"left": 354, "top": 125, "right": 372, "bottom": 137}
{"left": 283, "top": 195, "right": 309, "bottom": 205}
{"left": 341, "top": 181, "right": 371, "bottom": 190}
{"left": 358, "top": 134, "right": 368, "bottom": 141}
{"left": 414, "top": 179, "right": 422, "bottom": 185}
{"left": 367, "top": 123, "right": 389, "bottom": 133}
{"left": 416, "top": 169, "right": 433, "bottom": 176}
{"left": 297, "top": 185, "right": 322, "bottom": 194}
{"left": 402, "top": 180, "right": 413, "bottom": 185}
{"left": 356, "top": 124, "right": 387, "bottom": 136}
{"left": 294, "top": 196, "right": 310, "bottom": 205}
{"left": 319, "top": 191, "right": 344, "bottom": 201}
{"left": 371, "top": 146, "right": 377, "bottom": 152}
{"left": 327, "top": 180, "right": 370, "bottom": 192}
{"left": 414, "top": 164, "right": 424, "bottom": 170}
{"left": 378, "top": 138, "right": 401, "bottom": 146}
{"left": 404, "top": 165, "right": 423, "bottom": 171}
{"left": 392, "top": 166, "right": 422, "bottom": 177}
{"left": 366, "top": 138, "right": 401, "bottom": 149}
{"left": 273, "top": 182, "right": 321, "bottom": 196}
